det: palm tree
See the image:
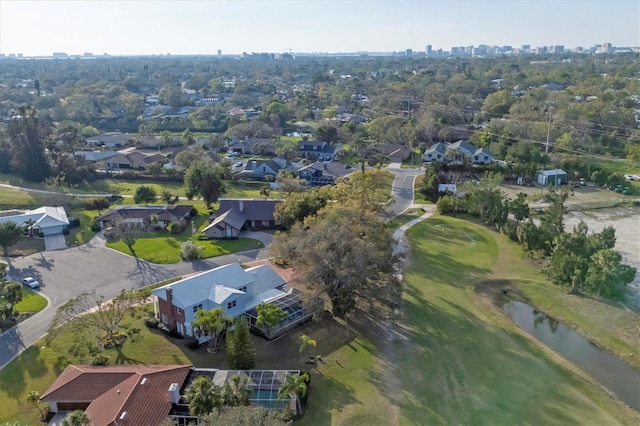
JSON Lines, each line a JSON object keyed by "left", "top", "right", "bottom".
{"left": 27, "top": 390, "right": 45, "bottom": 421}
{"left": 184, "top": 376, "right": 222, "bottom": 416}
{"left": 277, "top": 372, "right": 309, "bottom": 416}
{"left": 23, "top": 219, "right": 37, "bottom": 238}
{"left": 191, "top": 307, "right": 232, "bottom": 353}
{"left": 255, "top": 302, "right": 288, "bottom": 339}
{"left": 222, "top": 374, "right": 250, "bottom": 407}
{"left": 61, "top": 410, "right": 91, "bottom": 426}
{"left": 298, "top": 334, "right": 317, "bottom": 361}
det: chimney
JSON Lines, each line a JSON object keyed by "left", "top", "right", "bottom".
{"left": 239, "top": 200, "right": 244, "bottom": 212}
{"left": 168, "top": 383, "right": 180, "bottom": 403}
{"left": 165, "top": 287, "right": 173, "bottom": 305}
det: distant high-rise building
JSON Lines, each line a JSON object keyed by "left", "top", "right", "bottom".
{"left": 217, "top": 49, "right": 222, "bottom": 56}
{"left": 52, "top": 52, "right": 68, "bottom": 59}
{"left": 549, "top": 45, "right": 564, "bottom": 54}
{"left": 406, "top": 48, "right": 413, "bottom": 56}
{"left": 598, "top": 43, "right": 612, "bottom": 54}
{"left": 425, "top": 45, "right": 432, "bottom": 56}
{"left": 521, "top": 44, "right": 530, "bottom": 52}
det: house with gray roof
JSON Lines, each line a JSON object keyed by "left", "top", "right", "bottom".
{"left": 105, "top": 150, "right": 166, "bottom": 170}
{"left": 422, "top": 142, "right": 447, "bottom": 162}
{"left": 298, "top": 140, "right": 339, "bottom": 160}
{"left": 202, "top": 198, "right": 281, "bottom": 239}
{"left": 298, "top": 161, "right": 354, "bottom": 186}
{"left": 151, "top": 262, "right": 289, "bottom": 342}
{"left": 96, "top": 205, "right": 195, "bottom": 229}
{"left": 86, "top": 132, "right": 130, "bottom": 148}
{"left": 471, "top": 147, "right": 495, "bottom": 165}
{"left": 227, "top": 137, "right": 277, "bottom": 155}
{"left": 0, "top": 206, "right": 69, "bottom": 236}
{"left": 235, "top": 158, "right": 293, "bottom": 181}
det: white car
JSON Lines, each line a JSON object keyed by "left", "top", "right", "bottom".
{"left": 21, "top": 277, "right": 40, "bottom": 289}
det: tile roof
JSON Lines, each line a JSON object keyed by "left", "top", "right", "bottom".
{"left": 97, "top": 205, "right": 193, "bottom": 224}
{"left": 41, "top": 364, "right": 192, "bottom": 426}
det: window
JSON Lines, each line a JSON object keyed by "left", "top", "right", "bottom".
{"left": 177, "top": 308, "right": 183, "bottom": 316}
{"left": 239, "top": 286, "right": 247, "bottom": 293}
{"left": 193, "top": 304, "right": 202, "bottom": 313}
{"left": 227, "top": 300, "right": 237, "bottom": 310}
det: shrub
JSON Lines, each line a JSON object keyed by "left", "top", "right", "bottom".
{"left": 180, "top": 240, "right": 203, "bottom": 261}
{"left": 144, "top": 317, "right": 159, "bottom": 329}
{"left": 90, "top": 354, "right": 110, "bottom": 365}
{"left": 185, "top": 336, "right": 199, "bottom": 349}
{"left": 158, "top": 323, "right": 170, "bottom": 334}
{"left": 167, "top": 222, "right": 182, "bottom": 234}
{"left": 90, "top": 221, "right": 102, "bottom": 232}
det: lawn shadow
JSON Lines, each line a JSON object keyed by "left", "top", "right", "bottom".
{"left": 164, "top": 238, "right": 180, "bottom": 248}
{"left": 113, "top": 346, "right": 142, "bottom": 365}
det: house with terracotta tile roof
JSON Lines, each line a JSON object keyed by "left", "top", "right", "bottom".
{"left": 96, "top": 205, "right": 195, "bottom": 229}
{"left": 40, "top": 364, "right": 192, "bottom": 426}
{"left": 40, "top": 365, "right": 303, "bottom": 424}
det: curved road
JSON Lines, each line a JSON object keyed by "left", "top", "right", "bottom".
{"left": 0, "top": 164, "right": 423, "bottom": 370}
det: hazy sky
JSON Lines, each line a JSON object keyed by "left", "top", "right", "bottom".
{"left": 1, "top": 0, "right": 639, "bottom": 56}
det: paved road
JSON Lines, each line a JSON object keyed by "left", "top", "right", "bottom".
{"left": 0, "top": 232, "right": 270, "bottom": 369}
{"left": 0, "top": 164, "right": 422, "bottom": 370}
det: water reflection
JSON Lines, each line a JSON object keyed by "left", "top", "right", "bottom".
{"left": 505, "top": 300, "right": 640, "bottom": 411}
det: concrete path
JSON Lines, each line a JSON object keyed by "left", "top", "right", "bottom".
{"left": 43, "top": 234, "right": 68, "bottom": 251}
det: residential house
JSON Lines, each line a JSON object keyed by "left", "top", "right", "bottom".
{"left": 235, "top": 158, "right": 292, "bottom": 181}
{"left": 471, "top": 147, "right": 495, "bottom": 165}
{"left": 423, "top": 140, "right": 495, "bottom": 165}
{"left": 39, "top": 364, "right": 192, "bottom": 426}
{"left": 151, "top": 262, "right": 289, "bottom": 341}
{"left": 73, "top": 150, "right": 118, "bottom": 163}
{"left": 41, "top": 365, "right": 302, "bottom": 425}
{"left": 536, "top": 169, "right": 568, "bottom": 186}
{"left": 228, "top": 137, "right": 277, "bottom": 155}
{"left": 203, "top": 198, "right": 281, "bottom": 239}
{"left": 422, "top": 142, "right": 447, "bottom": 162}
{"left": 0, "top": 206, "right": 69, "bottom": 236}
{"left": 105, "top": 149, "right": 166, "bottom": 170}
{"left": 297, "top": 161, "right": 353, "bottom": 186}
{"left": 298, "top": 140, "right": 339, "bottom": 160}
{"left": 86, "top": 132, "right": 130, "bottom": 148}
{"left": 96, "top": 205, "right": 195, "bottom": 229}
{"left": 379, "top": 143, "right": 413, "bottom": 163}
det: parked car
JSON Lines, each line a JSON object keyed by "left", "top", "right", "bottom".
{"left": 21, "top": 277, "right": 40, "bottom": 289}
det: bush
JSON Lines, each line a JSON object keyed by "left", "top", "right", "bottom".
{"left": 90, "top": 221, "right": 102, "bottom": 232}
{"left": 144, "top": 317, "right": 159, "bottom": 329}
{"left": 185, "top": 336, "right": 199, "bottom": 349}
{"left": 180, "top": 240, "right": 203, "bottom": 261}
{"left": 90, "top": 354, "right": 110, "bottom": 365}
{"left": 167, "top": 222, "right": 182, "bottom": 234}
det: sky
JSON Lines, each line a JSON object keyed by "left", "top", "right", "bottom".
{"left": 1, "top": 0, "right": 639, "bottom": 56}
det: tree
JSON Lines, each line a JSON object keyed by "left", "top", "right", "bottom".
{"left": 298, "top": 334, "right": 316, "bottom": 360}
{"left": 509, "top": 192, "right": 530, "bottom": 223}
{"left": 110, "top": 219, "right": 145, "bottom": 253}
{"left": 182, "top": 128, "right": 196, "bottom": 147}
{"left": 184, "top": 162, "right": 226, "bottom": 208}
{"left": 6, "top": 106, "right": 51, "bottom": 182}
{"left": 49, "top": 290, "right": 142, "bottom": 348}
{"left": 222, "top": 374, "right": 251, "bottom": 407}
{"left": 274, "top": 187, "right": 330, "bottom": 229}
{"left": 0, "top": 222, "right": 23, "bottom": 256}
{"left": 202, "top": 406, "right": 291, "bottom": 426}
{"left": 226, "top": 316, "right": 256, "bottom": 369}
{"left": 27, "top": 390, "right": 45, "bottom": 421}
{"left": 584, "top": 249, "right": 636, "bottom": 298}
{"left": 255, "top": 303, "right": 288, "bottom": 339}
{"left": 184, "top": 376, "right": 223, "bottom": 417}
{"left": 277, "top": 372, "right": 310, "bottom": 416}
{"left": 133, "top": 185, "right": 157, "bottom": 206}
{"left": 84, "top": 198, "right": 111, "bottom": 213}
{"left": 272, "top": 204, "right": 401, "bottom": 322}
{"left": 192, "top": 307, "right": 232, "bottom": 353}
{"left": 2, "top": 282, "right": 22, "bottom": 318}
{"left": 61, "top": 410, "right": 92, "bottom": 426}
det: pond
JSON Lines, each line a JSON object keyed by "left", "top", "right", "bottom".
{"left": 504, "top": 300, "right": 640, "bottom": 411}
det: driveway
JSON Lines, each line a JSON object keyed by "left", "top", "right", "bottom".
{"left": 0, "top": 233, "right": 270, "bottom": 369}
{"left": 44, "top": 234, "right": 68, "bottom": 251}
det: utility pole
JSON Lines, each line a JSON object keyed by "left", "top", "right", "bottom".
{"left": 545, "top": 104, "right": 554, "bottom": 155}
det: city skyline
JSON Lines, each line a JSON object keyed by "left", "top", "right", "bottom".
{"left": 1, "top": 0, "right": 639, "bottom": 56}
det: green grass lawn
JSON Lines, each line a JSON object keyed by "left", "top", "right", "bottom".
{"left": 14, "top": 287, "right": 48, "bottom": 313}
{"left": 399, "top": 216, "right": 638, "bottom": 424}
{"left": 105, "top": 211, "right": 263, "bottom": 263}
{"left": 0, "top": 186, "right": 39, "bottom": 210}
{"left": 412, "top": 174, "right": 431, "bottom": 204}
{"left": 65, "top": 210, "right": 98, "bottom": 246}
